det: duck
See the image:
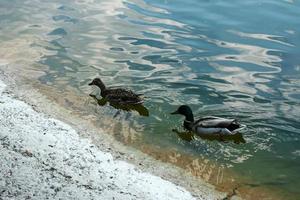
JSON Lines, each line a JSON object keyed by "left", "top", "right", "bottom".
{"left": 88, "top": 78, "right": 144, "bottom": 105}
{"left": 171, "top": 105, "right": 246, "bottom": 135}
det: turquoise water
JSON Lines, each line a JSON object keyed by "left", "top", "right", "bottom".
{"left": 1, "top": 0, "right": 300, "bottom": 198}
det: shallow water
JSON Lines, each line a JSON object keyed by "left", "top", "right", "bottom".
{"left": 1, "top": 0, "right": 300, "bottom": 198}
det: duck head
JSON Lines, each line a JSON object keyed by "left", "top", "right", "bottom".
{"left": 88, "top": 78, "right": 106, "bottom": 91}
{"left": 171, "top": 105, "right": 194, "bottom": 122}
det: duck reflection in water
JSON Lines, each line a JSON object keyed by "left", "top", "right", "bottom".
{"left": 172, "top": 129, "right": 246, "bottom": 144}
{"left": 89, "top": 94, "right": 149, "bottom": 117}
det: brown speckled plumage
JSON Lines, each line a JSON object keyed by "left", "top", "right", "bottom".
{"left": 89, "top": 78, "right": 144, "bottom": 105}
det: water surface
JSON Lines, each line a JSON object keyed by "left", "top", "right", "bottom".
{"left": 1, "top": 0, "right": 300, "bottom": 199}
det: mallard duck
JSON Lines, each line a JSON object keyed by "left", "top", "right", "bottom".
{"left": 171, "top": 105, "right": 246, "bottom": 135}
{"left": 88, "top": 78, "right": 144, "bottom": 105}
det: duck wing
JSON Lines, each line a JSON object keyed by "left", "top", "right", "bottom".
{"left": 105, "top": 88, "right": 144, "bottom": 105}
{"left": 195, "top": 116, "right": 236, "bottom": 128}
{"left": 191, "top": 116, "right": 246, "bottom": 135}
{"left": 194, "top": 116, "right": 244, "bottom": 132}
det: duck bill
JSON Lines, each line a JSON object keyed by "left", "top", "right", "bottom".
{"left": 170, "top": 110, "right": 179, "bottom": 115}
{"left": 88, "top": 82, "right": 93, "bottom": 86}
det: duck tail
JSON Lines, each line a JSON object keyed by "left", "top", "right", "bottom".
{"left": 232, "top": 124, "right": 247, "bottom": 134}
{"left": 138, "top": 94, "right": 148, "bottom": 100}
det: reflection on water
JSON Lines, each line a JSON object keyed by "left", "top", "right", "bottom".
{"left": 1, "top": 0, "right": 300, "bottom": 199}
{"left": 172, "top": 129, "right": 246, "bottom": 144}
{"left": 89, "top": 94, "right": 149, "bottom": 117}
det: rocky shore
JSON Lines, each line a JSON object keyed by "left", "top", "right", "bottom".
{"left": 0, "top": 78, "right": 226, "bottom": 200}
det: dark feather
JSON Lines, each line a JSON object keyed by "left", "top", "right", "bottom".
{"left": 103, "top": 88, "right": 143, "bottom": 105}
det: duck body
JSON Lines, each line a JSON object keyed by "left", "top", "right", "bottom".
{"left": 188, "top": 116, "right": 241, "bottom": 135}
{"left": 101, "top": 88, "right": 143, "bottom": 105}
{"left": 172, "top": 105, "right": 245, "bottom": 135}
{"left": 89, "top": 78, "right": 144, "bottom": 105}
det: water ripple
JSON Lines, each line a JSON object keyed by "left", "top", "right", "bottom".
{"left": 1, "top": 0, "right": 300, "bottom": 197}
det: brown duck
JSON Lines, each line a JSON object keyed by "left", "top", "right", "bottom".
{"left": 88, "top": 78, "right": 144, "bottom": 105}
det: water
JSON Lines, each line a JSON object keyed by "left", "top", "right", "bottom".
{"left": 1, "top": 0, "right": 300, "bottom": 198}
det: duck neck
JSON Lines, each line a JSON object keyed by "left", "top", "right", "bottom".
{"left": 183, "top": 113, "right": 194, "bottom": 130}
{"left": 95, "top": 80, "right": 106, "bottom": 92}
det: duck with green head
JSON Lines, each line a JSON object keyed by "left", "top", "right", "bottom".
{"left": 171, "top": 105, "right": 246, "bottom": 135}
{"left": 88, "top": 78, "right": 144, "bottom": 105}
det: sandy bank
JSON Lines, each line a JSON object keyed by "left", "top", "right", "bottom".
{"left": 0, "top": 79, "right": 194, "bottom": 200}
{"left": 0, "top": 78, "right": 225, "bottom": 200}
